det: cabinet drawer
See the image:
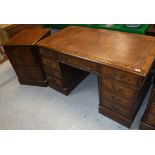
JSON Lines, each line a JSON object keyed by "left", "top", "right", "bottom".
{"left": 145, "top": 113, "right": 155, "bottom": 126}
{"left": 41, "top": 56, "right": 59, "bottom": 70}
{"left": 101, "top": 98, "right": 131, "bottom": 118}
{"left": 150, "top": 89, "right": 155, "bottom": 104}
{"left": 101, "top": 78, "right": 139, "bottom": 101}
{"left": 100, "top": 89, "right": 134, "bottom": 109}
{"left": 5, "top": 46, "right": 38, "bottom": 65}
{"left": 149, "top": 104, "right": 155, "bottom": 116}
{"left": 14, "top": 65, "right": 45, "bottom": 81}
{"left": 101, "top": 65, "right": 143, "bottom": 88}
{"left": 58, "top": 53, "right": 99, "bottom": 73}
{"left": 43, "top": 65, "right": 62, "bottom": 79}
{"left": 46, "top": 74, "right": 63, "bottom": 87}
{"left": 39, "top": 47, "right": 56, "bottom": 59}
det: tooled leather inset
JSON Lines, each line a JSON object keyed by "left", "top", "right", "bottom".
{"left": 37, "top": 26, "right": 155, "bottom": 76}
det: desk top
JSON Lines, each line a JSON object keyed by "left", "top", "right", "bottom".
{"left": 3, "top": 28, "right": 50, "bottom": 46}
{"left": 37, "top": 26, "right": 155, "bottom": 77}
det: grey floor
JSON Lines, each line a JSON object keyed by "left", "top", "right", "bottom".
{"left": 0, "top": 60, "right": 152, "bottom": 129}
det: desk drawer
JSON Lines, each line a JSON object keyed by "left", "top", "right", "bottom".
{"left": 58, "top": 53, "right": 99, "bottom": 73}
{"left": 43, "top": 65, "right": 62, "bottom": 79}
{"left": 149, "top": 104, "right": 155, "bottom": 116}
{"left": 41, "top": 56, "right": 59, "bottom": 70}
{"left": 145, "top": 113, "right": 155, "bottom": 127}
{"left": 101, "top": 78, "right": 138, "bottom": 101}
{"left": 39, "top": 48, "right": 56, "bottom": 59}
{"left": 46, "top": 74, "right": 63, "bottom": 87}
{"left": 101, "top": 98, "right": 131, "bottom": 118}
{"left": 101, "top": 65, "right": 143, "bottom": 87}
{"left": 101, "top": 89, "right": 134, "bottom": 109}
{"left": 150, "top": 89, "right": 155, "bottom": 104}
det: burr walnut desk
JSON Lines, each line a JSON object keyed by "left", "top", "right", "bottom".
{"left": 37, "top": 26, "right": 155, "bottom": 127}
{"left": 3, "top": 28, "right": 50, "bottom": 86}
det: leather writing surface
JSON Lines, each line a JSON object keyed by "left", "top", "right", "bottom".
{"left": 37, "top": 26, "right": 155, "bottom": 76}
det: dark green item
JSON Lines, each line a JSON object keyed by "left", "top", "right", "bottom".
{"left": 91, "top": 24, "right": 151, "bottom": 34}
{"left": 42, "top": 24, "right": 93, "bottom": 29}
{"left": 69, "top": 24, "right": 92, "bottom": 27}
{"left": 42, "top": 24, "right": 151, "bottom": 35}
{"left": 42, "top": 24, "right": 69, "bottom": 29}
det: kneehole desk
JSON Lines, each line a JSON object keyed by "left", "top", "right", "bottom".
{"left": 36, "top": 26, "right": 155, "bottom": 128}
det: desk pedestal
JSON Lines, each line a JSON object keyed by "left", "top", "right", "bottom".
{"left": 99, "top": 77, "right": 151, "bottom": 127}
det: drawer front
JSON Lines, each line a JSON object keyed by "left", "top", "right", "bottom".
{"left": 101, "top": 98, "right": 131, "bottom": 118}
{"left": 101, "top": 78, "right": 138, "bottom": 101}
{"left": 100, "top": 89, "right": 134, "bottom": 109}
{"left": 5, "top": 46, "right": 38, "bottom": 65}
{"left": 145, "top": 114, "right": 155, "bottom": 127}
{"left": 39, "top": 47, "right": 56, "bottom": 59}
{"left": 43, "top": 65, "right": 62, "bottom": 79}
{"left": 149, "top": 104, "right": 155, "bottom": 116}
{"left": 46, "top": 74, "right": 63, "bottom": 87}
{"left": 58, "top": 53, "right": 99, "bottom": 73}
{"left": 14, "top": 65, "right": 45, "bottom": 81}
{"left": 101, "top": 65, "right": 143, "bottom": 87}
{"left": 151, "top": 89, "right": 155, "bottom": 104}
{"left": 41, "top": 56, "right": 59, "bottom": 70}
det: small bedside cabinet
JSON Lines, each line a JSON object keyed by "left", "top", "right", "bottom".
{"left": 3, "top": 28, "right": 51, "bottom": 86}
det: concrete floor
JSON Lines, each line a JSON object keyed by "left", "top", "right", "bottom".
{"left": 0, "top": 60, "right": 151, "bottom": 129}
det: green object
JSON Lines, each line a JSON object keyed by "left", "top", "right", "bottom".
{"left": 69, "top": 24, "right": 92, "bottom": 28}
{"left": 42, "top": 24, "right": 69, "bottom": 29}
{"left": 42, "top": 24, "right": 151, "bottom": 35}
{"left": 43, "top": 24, "right": 93, "bottom": 29}
{"left": 91, "top": 24, "right": 151, "bottom": 34}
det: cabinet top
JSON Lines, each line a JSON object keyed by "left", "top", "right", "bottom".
{"left": 0, "top": 24, "right": 13, "bottom": 29}
{"left": 37, "top": 26, "right": 155, "bottom": 77}
{"left": 3, "top": 28, "right": 50, "bottom": 46}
